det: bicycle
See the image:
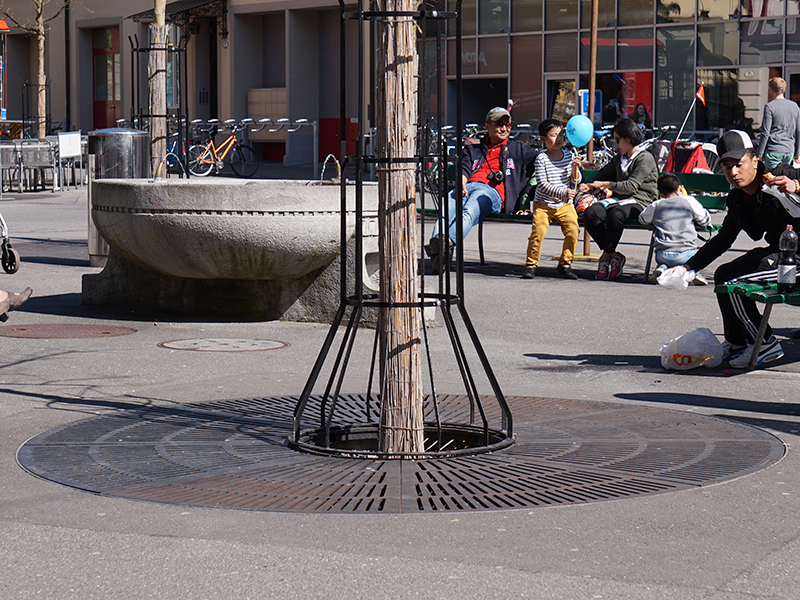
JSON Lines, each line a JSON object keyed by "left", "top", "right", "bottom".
{"left": 188, "top": 118, "right": 259, "bottom": 178}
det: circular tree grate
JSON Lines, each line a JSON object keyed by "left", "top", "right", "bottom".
{"left": 17, "top": 395, "right": 784, "bottom": 514}
{"left": 0, "top": 324, "right": 137, "bottom": 339}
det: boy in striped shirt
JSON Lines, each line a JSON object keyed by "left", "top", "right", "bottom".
{"left": 523, "top": 119, "right": 582, "bottom": 279}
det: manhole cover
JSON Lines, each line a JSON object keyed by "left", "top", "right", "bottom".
{"left": 17, "top": 396, "right": 784, "bottom": 514}
{"left": 0, "top": 324, "right": 137, "bottom": 339}
{"left": 158, "top": 339, "right": 289, "bottom": 352}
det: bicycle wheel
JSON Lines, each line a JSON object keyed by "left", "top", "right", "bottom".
{"left": 188, "top": 145, "right": 214, "bottom": 176}
{"left": 230, "top": 144, "right": 259, "bottom": 178}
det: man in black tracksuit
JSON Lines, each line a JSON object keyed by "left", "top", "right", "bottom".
{"left": 678, "top": 130, "right": 800, "bottom": 368}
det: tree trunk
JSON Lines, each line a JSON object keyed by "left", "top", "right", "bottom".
{"left": 376, "top": 0, "right": 424, "bottom": 455}
{"left": 149, "top": 0, "right": 168, "bottom": 177}
{"left": 36, "top": 12, "right": 46, "bottom": 138}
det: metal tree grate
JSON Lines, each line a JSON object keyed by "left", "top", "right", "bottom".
{"left": 17, "top": 395, "right": 784, "bottom": 514}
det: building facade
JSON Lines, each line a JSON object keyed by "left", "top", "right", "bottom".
{"left": 0, "top": 0, "right": 798, "bottom": 163}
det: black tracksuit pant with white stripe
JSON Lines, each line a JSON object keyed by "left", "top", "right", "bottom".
{"left": 714, "top": 248, "right": 783, "bottom": 346}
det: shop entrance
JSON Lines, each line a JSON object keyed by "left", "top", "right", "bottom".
{"left": 92, "top": 27, "right": 121, "bottom": 129}
{"left": 546, "top": 79, "right": 576, "bottom": 122}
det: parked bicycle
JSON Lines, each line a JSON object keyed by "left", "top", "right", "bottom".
{"left": 188, "top": 118, "right": 259, "bottom": 178}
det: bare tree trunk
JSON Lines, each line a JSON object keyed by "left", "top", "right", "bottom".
{"left": 36, "top": 10, "right": 46, "bottom": 138}
{"left": 149, "top": 0, "right": 167, "bottom": 177}
{"left": 377, "top": 0, "right": 424, "bottom": 455}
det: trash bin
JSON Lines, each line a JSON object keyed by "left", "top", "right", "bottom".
{"left": 87, "top": 128, "right": 151, "bottom": 267}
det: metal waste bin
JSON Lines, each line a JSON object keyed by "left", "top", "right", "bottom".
{"left": 87, "top": 128, "right": 151, "bottom": 267}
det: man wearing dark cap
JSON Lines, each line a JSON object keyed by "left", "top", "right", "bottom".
{"left": 667, "top": 130, "right": 800, "bottom": 368}
{"left": 425, "top": 107, "right": 538, "bottom": 273}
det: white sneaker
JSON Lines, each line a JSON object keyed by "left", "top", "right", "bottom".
{"left": 692, "top": 273, "right": 708, "bottom": 286}
{"left": 721, "top": 341, "right": 747, "bottom": 361}
{"left": 729, "top": 338, "right": 784, "bottom": 369}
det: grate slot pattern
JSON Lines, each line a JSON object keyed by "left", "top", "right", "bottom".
{"left": 17, "top": 395, "right": 785, "bottom": 513}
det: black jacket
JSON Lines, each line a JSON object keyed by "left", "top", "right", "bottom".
{"left": 461, "top": 137, "right": 538, "bottom": 214}
{"left": 686, "top": 161, "right": 800, "bottom": 272}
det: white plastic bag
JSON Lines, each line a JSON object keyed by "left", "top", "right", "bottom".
{"left": 660, "top": 327, "right": 723, "bottom": 371}
{"left": 657, "top": 266, "right": 695, "bottom": 292}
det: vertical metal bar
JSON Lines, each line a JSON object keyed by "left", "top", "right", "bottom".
{"left": 339, "top": 0, "right": 348, "bottom": 307}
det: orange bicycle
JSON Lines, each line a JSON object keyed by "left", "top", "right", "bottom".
{"left": 188, "top": 118, "right": 259, "bottom": 178}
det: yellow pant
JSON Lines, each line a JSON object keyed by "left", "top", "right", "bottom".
{"left": 525, "top": 202, "right": 580, "bottom": 267}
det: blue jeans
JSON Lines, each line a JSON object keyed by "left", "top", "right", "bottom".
{"left": 763, "top": 151, "right": 794, "bottom": 170}
{"left": 432, "top": 182, "right": 502, "bottom": 245}
{"left": 656, "top": 248, "right": 697, "bottom": 268}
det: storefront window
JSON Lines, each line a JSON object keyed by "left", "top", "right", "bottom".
{"left": 657, "top": 0, "right": 694, "bottom": 24}
{"left": 698, "top": 0, "right": 739, "bottom": 19}
{"left": 580, "top": 30, "right": 614, "bottom": 70}
{"left": 741, "top": 18, "right": 785, "bottom": 64}
{"left": 747, "top": 0, "right": 791, "bottom": 16}
{"left": 545, "top": 32, "right": 578, "bottom": 71}
{"left": 787, "top": 17, "right": 800, "bottom": 61}
{"left": 480, "top": 0, "right": 510, "bottom": 33}
{"left": 656, "top": 26, "right": 694, "bottom": 125}
{"left": 618, "top": 0, "right": 655, "bottom": 25}
{"left": 695, "top": 69, "right": 743, "bottom": 132}
{"left": 511, "top": 35, "right": 542, "bottom": 124}
{"left": 545, "top": 0, "right": 578, "bottom": 31}
{"left": 478, "top": 37, "right": 509, "bottom": 74}
{"left": 512, "top": 0, "right": 542, "bottom": 32}
{"left": 448, "top": 38, "right": 478, "bottom": 76}
{"left": 450, "top": 0, "right": 477, "bottom": 36}
{"left": 697, "top": 22, "right": 738, "bottom": 66}
{"left": 580, "top": 0, "right": 615, "bottom": 28}
{"left": 618, "top": 27, "right": 654, "bottom": 69}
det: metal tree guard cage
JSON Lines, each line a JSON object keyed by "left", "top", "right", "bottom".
{"left": 289, "top": 0, "right": 514, "bottom": 460}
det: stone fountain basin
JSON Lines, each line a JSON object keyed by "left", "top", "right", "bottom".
{"left": 91, "top": 179, "right": 375, "bottom": 280}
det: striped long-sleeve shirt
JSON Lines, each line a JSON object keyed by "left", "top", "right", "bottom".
{"left": 533, "top": 150, "right": 581, "bottom": 209}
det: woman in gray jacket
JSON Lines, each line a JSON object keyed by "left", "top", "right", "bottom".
{"left": 578, "top": 118, "right": 658, "bottom": 281}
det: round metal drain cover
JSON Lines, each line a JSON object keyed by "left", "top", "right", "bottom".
{"left": 17, "top": 395, "right": 784, "bottom": 514}
{"left": 158, "top": 338, "right": 288, "bottom": 352}
{"left": 0, "top": 324, "right": 137, "bottom": 339}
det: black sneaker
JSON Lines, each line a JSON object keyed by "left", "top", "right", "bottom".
{"left": 522, "top": 265, "right": 536, "bottom": 279}
{"left": 425, "top": 237, "right": 442, "bottom": 274}
{"left": 556, "top": 263, "right": 578, "bottom": 279}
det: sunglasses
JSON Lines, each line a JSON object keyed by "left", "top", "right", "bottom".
{"left": 494, "top": 121, "right": 512, "bottom": 129}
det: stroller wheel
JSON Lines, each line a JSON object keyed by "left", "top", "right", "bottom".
{"left": 2, "top": 247, "right": 20, "bottom": 273}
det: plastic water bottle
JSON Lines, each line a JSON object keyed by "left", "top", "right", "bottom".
{"left": 777, "top": 224, "right": 798, "bottom": 293}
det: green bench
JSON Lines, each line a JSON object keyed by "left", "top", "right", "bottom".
{"left": 475, "top": 171, "right": 729, "bottom": 278}
{"left": 713, "top": 281, "right": 800, "bottom": 370}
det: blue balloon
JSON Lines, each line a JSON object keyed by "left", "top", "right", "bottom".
{"left": 565, "top": 115, "right": 594, "bottom": 147}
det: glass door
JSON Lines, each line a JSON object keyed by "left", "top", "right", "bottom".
{"left": 92, "top": 27, "right": 121, "bottom": 129}
{"left": 546, "top": 78, "right": 577, "bottom": 122}
{"left": 786, "top": 67, "right": 800, "bottom": 107}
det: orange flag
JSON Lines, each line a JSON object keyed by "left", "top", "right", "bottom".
{"left": 695, "top": 84, "right": 706, "bottom": 106}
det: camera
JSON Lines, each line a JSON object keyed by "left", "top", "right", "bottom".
{"left": 487, "top": 170, "right": 504, "bottom": 183}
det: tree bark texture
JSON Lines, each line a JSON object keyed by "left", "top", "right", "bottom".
{"left": 376, "top": 0, "right": 425, "bottom": 455}
{"left": 36, "top": 5, "right": 45, "bottom": 138}
{"left": 149, "top": 0, "right": 168, "bottom": 177}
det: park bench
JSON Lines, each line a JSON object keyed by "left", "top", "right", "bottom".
{"left": 475, "top": 171, "right": 730, "bottom": 279}
{"left": 713, "top": 281, "right": 800, "bottom": 370}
